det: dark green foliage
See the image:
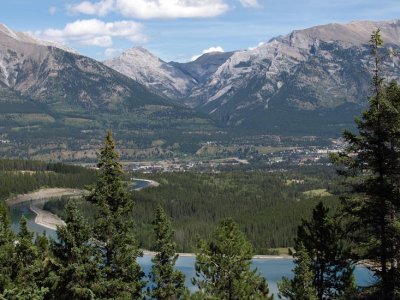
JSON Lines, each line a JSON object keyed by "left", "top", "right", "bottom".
{"left": 0, "top": 159, "right": 96, "bottom": 200}
{"left": 0, "top": 202, "right": 14, "bottom": 293}
{"left": 0, "top": 204, "right": 49, "bottom": 299}
{"left": 5, "top": 217, "right": 49, "bottom": 299}
{"left": 193, "top": 219, "right": 272, "bottom": 300}
{"left": 331, "top": 30, "right": 400, "bottom": 299}
{"left": 46, "top": 168, "right": 339, "bottom": 253}
{"left": 86, "top": 130, "right": 144, "bottom": 299}
{"left": 278, "top": 243, "right": 317, "bottom": 300}
{"left": 34, "top": 231, "right": 58, "bottom": 297}
{"left": 133, "top": 170, "right": 339, "bottom": 252}
{"left": 295, "top": 202, "right": 355, "bottom": 300}
{"left": 148, "top": 206, "right": 187, "bottom": 299}
{"left": 0, "top": 287, "right": 48, "bottom": 300}
{"left": 0, "top": 159, "right": 93, "bottom": 174}
{"left": 51, "top": 200, "right": 100, "bottom": 299}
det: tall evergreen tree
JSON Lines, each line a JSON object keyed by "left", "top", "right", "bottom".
{"left": 148, "top": 205, "right": 187, "bottom": 299}
{"left": 331, "top": 30, "right": 400, "bottom": 299}
{"left": 295, "top": 202, "right": 355, "bottom": 300}
{"left": 34, "top": 231, "right": 59, "bottom": 299}
{"left": 278, "top": 243, "right": 317, "bottom": 300}
{"left": 0, "top": 202, "right": 14, "bottom": 293}
{"left": 4, "top": 217, "right": 48, "bottom": 299}
{"left": 86, "top": 129, "right": 144, "bottom": 299}
{"left": 193, "top": 219, "right": 272, "bottom": 300}
{"left": 51, "top": 200, "right": 100, "bottom": 299}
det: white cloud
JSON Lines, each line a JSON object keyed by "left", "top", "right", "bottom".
{"left": 191, "top": 46, "right": 224, "bottom": 61}
{"left": 104, "top": 47, "right": 123, "bottom": 58}
{"left": 35, "top": 19, "right": 146, "bottom": 48}
{"left": 82, "top": 36, "right": 113, "bottom": 47}
{"left": 68, "top": 0, "right": 114, "bottom": 16}
{"left": 239, "top": 0, "right": 260, "bottom": 8}
{"left": 68, "top": 0, "right": 229, "bottom": 19}
{"left": 248, "top": 42, "right": 265, "bottom": 50}
{"left": 49, "top": 6, "right": 57, "bottom": 15}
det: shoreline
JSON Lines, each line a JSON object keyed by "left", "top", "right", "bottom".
{"left": 30, "top": 200, "right": 66, "bottom": 231}
{"left": 6, "top": 188, "right": 86, "bottom": 206}
{"left": 6, "top": 179, "right": 159, "bottom": 231}
{"left": 142, "top": 250, "right": 291, "bottom": 260}
{"left": 7, "top": 184, "right": 292, "bottom": 259}
{"left": 6, "top": 188, "right": 86, "bottom": 230}
{"left": 131, "top": 178, "right": 160, "bottom": 191}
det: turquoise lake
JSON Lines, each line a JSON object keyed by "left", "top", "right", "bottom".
{"left": 8, "top": 179, "right": 375, "bottom": 296}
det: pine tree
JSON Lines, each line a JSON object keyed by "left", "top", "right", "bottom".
{"left": 295, "top": 202, "right": 355, "bottom": 300}
{"left": 148, "top": 205, "right": 187, "bottom": 299}
{"left": 51, "top": 200, "right": 100, "bottom": 299}
{"left": 0, "top": 202, "right": 14, "bottom": 293}
{"left": 278, "top": 243, "right": 317, "bottom": 300}
{"left": 331, "top": 30, "right": 400, "bottom": 299}
{"left": 86, "top": 129, "right": 144, "bottom": 298}
{"left": 5, "top": 217, "right": 48, "bottom": 299}
{"left": 193, "top": 219, "right": 272, "bottom": 300}
{"left": 34, "top": 231, "right": 59, "bottom": 298}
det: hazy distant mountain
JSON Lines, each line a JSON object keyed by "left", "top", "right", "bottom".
{"left": 0, "top": 23, "right": 217, "bottom": 162}
{"left": 0, "top": 24, "right": 169, "bottom": 112}
{"left": 105, "top": 20, "right": 400, "bottom": 133}
{"left": 103, "top": 47, "right": 198, "bottom": 99}
{"left": 103, "top": 47, "right": 234, "bottom": 101}
{"left": 0, "top": 24, "right": 77, "bottom": 54}
{"left": 170, "top": 51, "right": 235, "bottom": 85}
{"left": 170, "top": 51, "right": 235, "bottom": 106}
{"left": 2, "top": 19, "right": 400, "bottom": 153}
{"left": 195, "top": 20, "right": 400, "bottom": 129}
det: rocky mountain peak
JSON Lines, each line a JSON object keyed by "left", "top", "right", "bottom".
{"left": 0, "top": 23, "right": 167, "bottom": 111}
{"left": 278, "top": 19, "right": 400, "bottom": 49}
{"left": 122, "top": 46, "right": 159, "bottom": 59}
{"left": 0, "top": 23, "right": 19, "bottom": 39}
{"left": 0, "top": 23, "right": 77, "bottom": 54}
{"left": 104, "top": 47, "right": 197, "bottom": 98}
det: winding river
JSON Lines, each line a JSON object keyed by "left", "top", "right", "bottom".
{"left": 8, "top": 179, "right": 375, "bottom": 296}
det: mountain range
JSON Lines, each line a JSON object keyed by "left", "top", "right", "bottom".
{"left": 1, "top": 20, "right": 400, "bottom": 159}
{"left": 105, "top": 20, "right": 400, "bottom": 132}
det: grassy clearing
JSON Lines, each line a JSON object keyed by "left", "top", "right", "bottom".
{"left": 63, "top": 117, "right": 99, "bottom": 127}
{"left": 303, "top": 188, "right": 332, "bottom": 197}
{"left": 0, "top": 113, "right": 55, "bottom": 124}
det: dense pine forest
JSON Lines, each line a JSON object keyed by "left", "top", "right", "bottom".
{"left": 42, "top": 168, "right": 339, "bottom": 253}
{"left": 0, "top": 156, "right": 339, "bottom": 254}
{"left": 0, "top": 30, "right": 399, "bottom": 299}
{"left": 131, "top": 170, "right": 339, "bottom": 252}
{"left": 0, "top": 159, "right": 96, "bottom": 199}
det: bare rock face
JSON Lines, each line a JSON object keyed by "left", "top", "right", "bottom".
{"left": 104, "top": 47, "right": 197, "bottom": 99}
{"left": 1, "top": 20, "right": 399, "bottom": 134}
{"left": 0, "top": 24, "right": 165, "bottom": 111}
{"left": 104, "top": 48, "right": 235, "bottom": 106}
{"left": 192, "top": 20, "right": 400, "bottom": 126}
{"left": 103, "top": 20, "right": 400, "bottom": 128}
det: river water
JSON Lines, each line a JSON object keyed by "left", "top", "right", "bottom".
{"left": 8, "top": 180, "right": 375, "bottom": 296}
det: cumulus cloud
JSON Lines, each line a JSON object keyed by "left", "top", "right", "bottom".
{"left": 248, "top": 42, "right": 265, "bottom": 50}
{"left": 67, "top": 0, "right": 229, "bottom": 19}
{"left": 239, "top": 0, "right": 260, "bottom": 8}
{"left": 68, "top": 0, "right": 114, "bottom": 16}
{"left": 35, "top": 19, "right": 146, "bottom": 47}
{"left": 191, "top": 46, "right": 224, "bottom": 61}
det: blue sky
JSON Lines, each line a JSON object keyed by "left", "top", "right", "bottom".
{"left": 1, "top": 0, "right": 400, "bottom": 62}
